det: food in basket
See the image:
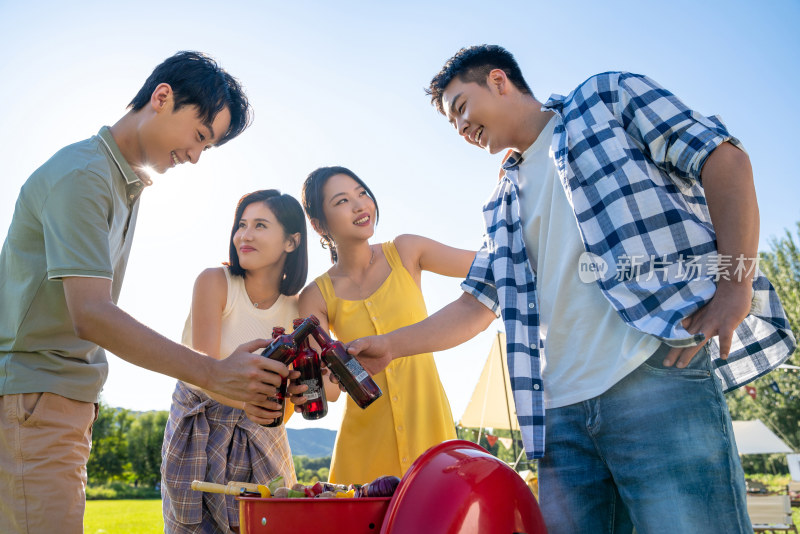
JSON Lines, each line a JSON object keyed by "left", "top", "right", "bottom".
{"left": 272, "top": 487, "right": 290, "bottom": 498}
{"left": 267, "top": 476, "right": 284, "bottom": 494}
{"left": 256, "top": 474, "right": 398, "bottom": 499}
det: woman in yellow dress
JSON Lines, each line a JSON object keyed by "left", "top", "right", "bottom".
{"left": 296, "top": 166, "right": 475, "bottom": 484}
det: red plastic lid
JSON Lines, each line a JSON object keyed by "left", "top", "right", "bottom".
{"left": 381, "top": 440, "right": 546, "bottom": 534}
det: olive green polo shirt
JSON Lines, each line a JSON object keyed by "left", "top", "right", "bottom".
{"left": 0, "top": 127, "right": 148, "bottom": 402}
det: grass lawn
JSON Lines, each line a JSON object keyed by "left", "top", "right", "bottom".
{"left": 84, "top": 499, "right": 163, "bottom": 534}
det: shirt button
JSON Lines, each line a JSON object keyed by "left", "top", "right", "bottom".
{"left": 533, "top": 384, "right": 540, "bottom": 390}
{"left": 402, "top": 457, "right": 408, "bottom": 463}
{"left": 392, "top": 396, "right": 398, "bottom": 402}
{"left": 528, "top": 303, "right": 535, "bottom": 309}
{"left": 366, "top": 302, "right": 372, "bottom": 306}
{"left": 128, "top": 194, "right": 135, "bottom": 199}
{"left": 371, "top": 316, "right": 377, "bottom": 321}
{"left": 397, "top": 425, "right": 403, "bottom": 432}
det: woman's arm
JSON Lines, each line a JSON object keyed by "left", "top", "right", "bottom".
{"left": 297, "top": 281, "right": 342, "bottom": 403}
{"left": 394, "top": 234, "right": 476, "bottom": 286}
{"left": 190, "top": 268, "right": 282, "bottom": 414}
{"left": 190, "top": 268, "right": 226, "bottom": 360}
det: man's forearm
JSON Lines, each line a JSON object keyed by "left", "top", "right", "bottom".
{"left": 385, "top": 293, "right": 496, "bottom": 358}
{"left": 701, "top": 142, "right": 759, "bottom": 286}
{"left": 72, "top": 300, "right": 216, "bottom": 389}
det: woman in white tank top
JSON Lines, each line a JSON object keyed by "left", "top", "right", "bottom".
{"left": 162, "top": 190, "right": 308, "bottom": 534}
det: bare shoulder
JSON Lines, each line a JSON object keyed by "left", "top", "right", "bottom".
{"left": 393, "top": 233, "right": 424, "bottom": 248}
{"left": 299, "top": 280, "right": 331, "bottom": 329}
{"left": 195, "top": 266, "right": 227, "bottom": 288}
{"left": 393, "top": 234, "right": 426, "bottom": 260}
{"left": 298, "top": 280, "right": 326, "bottom": 310}
{"left": 194, "top": 267, "right": 228, "bottom": 305}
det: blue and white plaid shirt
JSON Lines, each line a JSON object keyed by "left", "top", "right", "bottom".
{"left": 463, "top": 72, "right": 796, "bottom": 460}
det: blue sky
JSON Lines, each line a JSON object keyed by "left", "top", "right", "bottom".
{"left": 1, "top": 0, "right": 797, "bottom": 430}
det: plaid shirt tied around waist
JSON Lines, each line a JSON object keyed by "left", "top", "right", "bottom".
{"left": 462, "top": 71, "right": 796, "bottom": 460}
{"left": 161, "top": 381, "right": 296, "bottom": 532}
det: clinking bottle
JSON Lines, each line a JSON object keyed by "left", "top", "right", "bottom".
{"left": 261, "top": 316, "right": 320, "bottom": 427}
{"left": 262, "top": 327, "right": 290, "bottom": 428}
{"left": 310, "top": 321, "right": 382, "bottom": 409}
{"left": 292, "top": 319, "right": 328, "bottom": 420}
{"left": 260, "top": 316, "right": 320, "bottom": 365}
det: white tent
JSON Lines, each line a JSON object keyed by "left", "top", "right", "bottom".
{"left": 460, "top": 331, "right": 519, "bottom": 431}
{"left": 732, "top": 420, "right": 793, "bottom": 455}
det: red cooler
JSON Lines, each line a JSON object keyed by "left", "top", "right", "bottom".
{"left": 238, "top": 439, "right": 546, "bottom": 533}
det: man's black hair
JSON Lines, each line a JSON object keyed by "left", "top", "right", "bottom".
{"left": 129, "top": 51, "right": 252, "bottom": 145}
{"left": 426, "top": 45, "right": 533, "bottom": 114}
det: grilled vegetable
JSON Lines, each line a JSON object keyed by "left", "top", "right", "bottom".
{"left": 363, "top": 475, "right": 401, "bottom": 497}
{"left": 272, "top": 487, "right": 290, "bottom": 498}
{"left": 267, "top": 476, "right": 284, "bottom": 494}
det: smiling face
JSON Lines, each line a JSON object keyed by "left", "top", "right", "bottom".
{"left": 233, "top": 202, "right": 297, "bottom": 272}
{"left": 318, "top": 173, "right": 377, "bottom": 243}
{"left": 136, "top": 84, "right": 232, "bottom": 174}
{"left": 441, "top": 71, "right": 518, "bottom": 155}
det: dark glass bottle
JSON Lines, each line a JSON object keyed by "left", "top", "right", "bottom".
{"left": 263, "top": 327, "right": 289, "bottom": 428}
{"left": 261, "top": 317, "right": 320, "bottom": 427}
{"left": 292, "top": 319, "right": 328, "bottom": 420}
{"left": 311, "top": 324, "right": 382, "bottom": 409}
{"left": 261, "top": 316, "right": 320, "bottom": 365}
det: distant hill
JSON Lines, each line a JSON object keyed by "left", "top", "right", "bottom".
{"left": 287, "top": 428, "right": 337, "bottom": 458}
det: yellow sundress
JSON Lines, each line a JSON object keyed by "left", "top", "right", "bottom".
{"left": 316, "top": 241, "right": 456, "bottom": 484}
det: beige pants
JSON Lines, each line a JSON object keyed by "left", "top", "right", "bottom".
{"left": 0, "top": 393, "right": 96, "bottom": 534}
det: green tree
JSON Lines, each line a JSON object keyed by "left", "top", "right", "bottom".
{"left": 293, "top": 456, "right": 332, "bottom": 484}
{"left": 726, "top": 222, "right": 800, "bottom": 473}
{"left": 128, "top": 411, "right": 169, "bottom": 486}
{"left": 87, "top": 401, "right": 133, "bottom": 484}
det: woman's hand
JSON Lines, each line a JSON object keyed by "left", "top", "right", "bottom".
{"left": 242, "top": 397, "right": 285, "bottom": 425}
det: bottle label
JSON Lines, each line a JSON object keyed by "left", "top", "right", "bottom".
{"left": 344, "top": 357, "right": 369, "bottom": 383}
{"left": 301, "top": 379, "right": 321, "bottom": 400}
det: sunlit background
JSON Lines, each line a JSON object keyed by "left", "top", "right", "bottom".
{"left": 1, "top": 0, "right": 798, "bottom": 431}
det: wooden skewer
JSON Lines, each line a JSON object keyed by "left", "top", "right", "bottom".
{"left": 226, "top": 481, "right": 262, "bottom": 493}
{"left": 191, "top": 480, "right": 270, "bottom": 497}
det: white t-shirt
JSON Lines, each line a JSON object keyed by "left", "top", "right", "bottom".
{"left": 517, "top": 116, "right": 661, "bottom": 409}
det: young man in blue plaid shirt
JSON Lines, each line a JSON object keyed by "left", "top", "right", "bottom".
{"left": 348, "top": 45, "right": 795, "bottom": 533}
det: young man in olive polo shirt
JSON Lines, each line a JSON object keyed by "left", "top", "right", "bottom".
{"left": 0, "top": 52, "right": 289, "bottom": 534}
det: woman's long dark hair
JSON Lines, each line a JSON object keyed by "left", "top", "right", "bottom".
{"left": 227, "top": 189, "right": 308, "bottom": 295}
{"left": 301, "top": 166, "right": 379, "bottom": 263}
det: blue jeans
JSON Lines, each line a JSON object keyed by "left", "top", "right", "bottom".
{"left": 538, "top": 345, "right": 751, "bottom": 534}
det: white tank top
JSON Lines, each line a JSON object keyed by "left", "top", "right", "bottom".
{"left": 181, "top": 267, "right": 299, "bottom": 356}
